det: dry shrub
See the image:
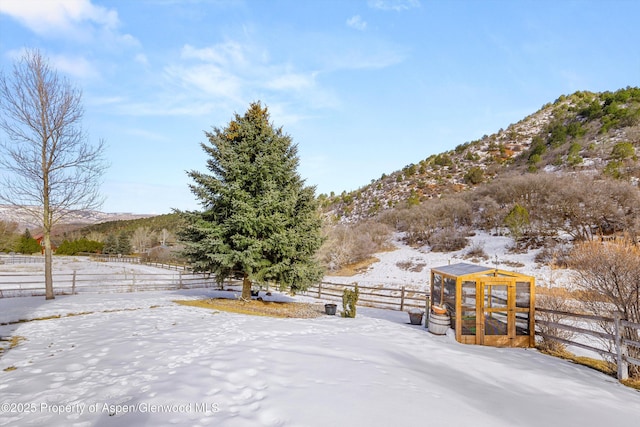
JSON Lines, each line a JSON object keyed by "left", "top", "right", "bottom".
{"left": 536, "top": 290, "right": 576, "bottom": 353}
{"left": 569, "top": 238, "right": 640, "bottom": 378}
{"left": 318, "top": 221, "right": 392, "bottom": 272}
{"left": 143, "top": 245, "right": 177, "bottom": 262}
{"left": 377, "top": 196, "right": 472, "bottom": 247}
{"left": 396, "top": 259, "right": 427, "bottom": 272}
{"left": 534, "top": 240, "right": 572, "bottom": 267}
{"left": 464, "top": 241, "right": 488, "bottom": 260}
{"left": 429, "top": 227, "right": 468, "bottom": 252}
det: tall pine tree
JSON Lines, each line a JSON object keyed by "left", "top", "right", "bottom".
{"left": 179, "top": 102, "right": 324, "bottom": 299}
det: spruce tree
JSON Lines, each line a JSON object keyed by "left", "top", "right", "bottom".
{"left": 103, "top": 233, "right": 117, "bottom": 255}
{"left": 116, "top": 231, "right": 132, "bottom": 255}
{"left": 179, "top": 102, "right": 324, "bottom": 299}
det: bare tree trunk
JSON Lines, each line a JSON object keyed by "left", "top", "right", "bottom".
{"left": 242, "top": 274, "right": 252, "bottom": 300}
{"left": 44, "top": 233, "right": 54, "bottom": 299}
{"left": 43, "top": 128, "right": 53, "bottom": 300}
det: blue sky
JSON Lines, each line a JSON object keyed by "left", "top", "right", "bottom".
{"left": 1, "top": 0, "right": 639, "bottom": 214}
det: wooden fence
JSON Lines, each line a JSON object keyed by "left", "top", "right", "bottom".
{"left": 0, "top": 271, "right": 221, "bottom": 298}
{"left": 88, "top": 254, "right": 190, "bottom": 271}
{"left": 0, "top": 254, "right": 45, "bottom": 264}
{"left": 4, "top": 256, "right": 639, "bottom": 382}
{"left": 303, "top": 281, "right": 429, "bottom": 312}
{"left": 536, "top": 307, "right": 640, "bottom": 381}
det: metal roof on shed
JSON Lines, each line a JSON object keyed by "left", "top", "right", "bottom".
{"left": 430, "top": 262, "right": 493, "bottom": 276}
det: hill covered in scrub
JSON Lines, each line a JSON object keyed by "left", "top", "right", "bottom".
{"left": 321, "top": 87, "right": 640, "bottom": 223}
{"left": 3, "top": 87, "right": 639, "bottom": 265}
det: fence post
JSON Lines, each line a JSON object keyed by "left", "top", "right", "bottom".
{"left": 400, "top": 286, "right": 405, "bottom": 311}
{"left": 425, "top": 294, "right": 430, "bottom": 329}
{"left": 614, "top": 311, "right": 629, "bottom": 381}
{"left": 72, "top": 270, "right": 77, "bottom": 295}
{"left": 179, "top": 271, "right": 183, "bottom": 289}
{"left": 318, "top": 282, "right": 322, "bottom": 299}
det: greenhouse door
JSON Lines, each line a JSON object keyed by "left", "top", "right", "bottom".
{"left": 478, "top": 279, "right": 513, "bottom": 347}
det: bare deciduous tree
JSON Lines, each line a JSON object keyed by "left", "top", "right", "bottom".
{"left": 0, "top": 49, "right": 107, "bottom": 299}
{"left": 569, "top": 238, "right": 640, "bottom": 377}
{"left": 0, "top": 219, "right": 19, "bottom": 252}
{"left": 131, "top": 226, "right": 156, "bottom": 253}
{"left": 317, "top": 221, "right": 392, "bottom": 272}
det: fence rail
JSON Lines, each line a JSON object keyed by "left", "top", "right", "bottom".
{"left": 535, "top": 307, "right": 640, "bottom": 381}
{"left": 0, "top": 254, "right": 45, "bottom": 264}
{"left": 0, "top": 271, "right": 221, "bottom": 298}
{"left": 88, "top": 254, "right": 190, "bottom": 271}
{"left": 303, "top": 281, "right": 429, "bottom": 312}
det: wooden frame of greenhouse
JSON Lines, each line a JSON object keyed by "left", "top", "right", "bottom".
{"left": 430, "top": 263, "right": 535, "bottom": 348}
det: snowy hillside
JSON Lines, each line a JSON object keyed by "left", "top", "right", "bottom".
{"left": 326, "top": 231, "right": 572, "bottom": 290}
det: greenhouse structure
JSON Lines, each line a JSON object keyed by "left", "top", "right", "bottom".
{"left": 430, "top": 263, "right": 535, "bottom": 348}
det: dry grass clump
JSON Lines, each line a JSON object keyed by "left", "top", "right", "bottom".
{"left": 0, "top": 335, "right": 26, "bottom": 355}
{"left": 326, "top": 256, "right": 379, "bottom": 277}
{"left": 395, "top": 260, "right": 427, "bottom": 272}
{"left": 539, "top": 347, "right": 616, "bottom": 377}
{"left": 174, "top": 298, "right": 325, "bottom": 318}
{"left": 620, "top": 378, "right": 640, "bottom": 390}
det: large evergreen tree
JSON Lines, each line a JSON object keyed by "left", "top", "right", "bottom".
{"left": 103, "top": 233, "right": 117, "bottom": 255}
{"left": 179, "top": 102, "right": 324, "bottom": 299}
{"left": 116, "top": 231, "right": 132, "bottom": 255}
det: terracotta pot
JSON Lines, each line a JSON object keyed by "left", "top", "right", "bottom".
{"left": 432, "top": 305, "right": 447, "bottom": 315}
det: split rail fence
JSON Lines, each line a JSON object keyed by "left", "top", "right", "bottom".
{"left": 303, "top": 281, "right": 429, "bottom": 312}
{"left": 536, "top": 307, "right": 640, "bottom": 381}
{"left": 3, "top": 256, "right": 639, "bottom": 381}
{"left": 0, "top": 272, "right": 220, "bottom": 298}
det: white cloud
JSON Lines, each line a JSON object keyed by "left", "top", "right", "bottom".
{"left": 181, "top": 42, "right": 247, "bottom": 67}
{"left": 346, "top": 15, "right": 367, "bottom": 31}
{"left": 50, "top": 54, "right": 99, "bottom": 80}
{"left": 368, "top": 0, "right": 420, "bottom": 12}
{"left": 0, "top": 0, "right": 118, "bottom": 35}
{"left": 5, "top": 48, "right": 99, "bottom": 80}
{"left": 0, "top": 0, "right": 140, "bottom": 49}
{"left": 165, "top": 63, "right": 244, "bottom": 102}
{"left": 266, "top": 73, "right": 315, "bottom": 91}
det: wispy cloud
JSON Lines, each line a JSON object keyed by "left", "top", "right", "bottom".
{"left": 368, "top": 0, "right": 420, "bottom": 12}
{"left": 164, "top": 63, "right": 244, "bottom": 103}
{"left": 0, "top": 0, "right": 139, "bottom": 47}
{"left": 134, "top": 53, "right": 149, "bottom": 65}
{"left": 347, "top": 15, "right": 367, "bottom": 31}
{"left": 4, "top": 48, "right": 100, "bottom": 80}
{"left": 50, "top": 54, "right": 100, "bottom": 80}
{"left": 181, "top": 42, "right": 248, "bottom": 67}
{"left": 163, "top": 42, "right": 328, "bottom": 112}
{"left": 266, "top": 73, "right": 315, "bottom": 91}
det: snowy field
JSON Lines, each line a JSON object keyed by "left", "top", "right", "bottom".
{"left": 1, "top": 232, "right": 639, "bottom": 426}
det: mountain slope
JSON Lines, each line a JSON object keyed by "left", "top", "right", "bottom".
{"left": 323, "top": 87, "right": 640, "bottom": 222}
{"left": 0, "top": 205, "right": 153, "bottom": 233}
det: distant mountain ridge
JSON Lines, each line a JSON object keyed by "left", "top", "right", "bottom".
{"left": 0, "top": 205, "right": 153, "bottom": 232}
{"left": 321, "top": 87, "right": 640, "bottom": 222}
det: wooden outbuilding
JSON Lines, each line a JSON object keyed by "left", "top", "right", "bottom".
{"left": 430, "top": 263, "right": 535, "bottom": 348}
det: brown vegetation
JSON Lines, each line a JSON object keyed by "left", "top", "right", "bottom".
{"left": 569, "top": 238, "right": 640, "bottom": 378}
{"left": 174, "top": 298, "right": 325, "bottom": 318}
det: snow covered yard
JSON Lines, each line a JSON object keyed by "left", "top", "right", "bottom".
{"left": 1, "top": 289, "right": 639, "bottom": 427}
